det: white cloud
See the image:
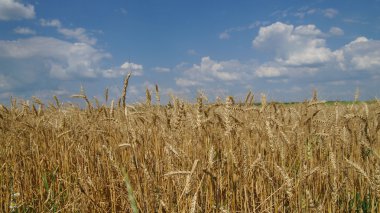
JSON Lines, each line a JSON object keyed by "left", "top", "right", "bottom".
{"left": 0, "top": 0, "right": 35, "bottom": 21}
{"left": 58, "top": 28, "right": 97, "bottom": 45}
{"left": 336, "top": 37, "right": 380, "bottom": 71}
{"left": 251, "top": 22, "right": 379, "bottom": 79}
{"left": 292, "top": 7, "right": 338, "bottom": 19}
{"left": 219, "top": 21, "right": 263, "bottom": 40}
{"left": 103, "top": 62, "right": 143, "bottom": 78}
{"left": 294, "top": 25, "right": 322, "bottom": 36}
{"left": 255, "top": 63, "right": 319, "bottom": 78}
{"left": 343, "top": 18, "right": 367, "bottom": 25}
{"left": 322, "top": 8, "right": 338, "bottom": 18}
{"left": 187, "top": 57, "right": 243, "bottom": 81}
{"left": 252, "top": 22, "right": 380, "bottom": 83}
{"left": 0, "top": 36, "right": 111, "bottom": 82}
{"left": 294, "top": 8, "right": 317, "bottom": 19}
{"left": 255, "top": 65, "right": 284, "bottom": 78}
{"left": 173, "top": 22, "right": 380, "bottom": 100}
{"left": 153, "top": 67, "right": 170, "bottom": 73}
{"left": 121, "top": 62, "right": 143, "bottom": 75}
{"left": 13, "top": 27, "right": 36, "bottom": 35}
{"left": 40, "top": 19, "right": 96, "bottom": 45}
{"left": 253, "top": 22, "right": 293, "bottom": 48}
{"left": 329, "top": 27, "right": 344, "bottom": 36}
{"left": 253, "top": 22, "right": 334, "bottom": 67}
{"left": 40, "top": 19, "right": 62, "bottom": 27}
{"left": 176, "top": 56, "right": 254, "bottom": 87}
{"left": 274, "top": 7, "right": 339, "bottom": 20}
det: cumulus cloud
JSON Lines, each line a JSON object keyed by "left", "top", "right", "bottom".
{"left": 187, "top": 57, "right": 243, "bottom": 80}
{"left": 335, "top": 37, "right": 380, "bottom": 71}
{"left": 253, "top": 22, "right": 333, "bottom": 67}
{"left": 0, "top": 0, "right": 35, "bottom": 21}
{"left": 121, "top": 62, "right": 143, "bottom": 76}
{"left": 175, "top": 56, "right": 255, "bottom": 87}
{"left": 40, "top": 19, "right": 97, "bottom": 45}
{"left": 13, "top": 27, "right": 36, "bottom": 35}
{"left": 103, "top": 62, "right": 143, "bottom": 78}
{"left": 252, "top": 22, "right": 380, "bottom": 81}
{"left": 0, "top": 36, "right": 111, "bottom": 91}
{"left": 255, "top": 63, "right": 319, "bottom": 78}
{"left": 0, "top": 18, "right": 145, "bottom": 102}
{"left": 255, "top": 65, "right": 285, "bottom": 78}
{"left": 175, "top": 22, "right": 380, "bottom": 100}
{"left": 58, "top": 28, "right": 97, "bottom": 45}
{"left": 329, "top": 27, "right": 344, "bottom": 36}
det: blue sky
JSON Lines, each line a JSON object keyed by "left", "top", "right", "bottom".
{"left": 1, "top": 0, "right": 380, "bottom": 103}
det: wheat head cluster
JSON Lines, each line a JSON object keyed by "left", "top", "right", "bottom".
{"left": 1, "top": 75, "right": 380, "bottom": 212}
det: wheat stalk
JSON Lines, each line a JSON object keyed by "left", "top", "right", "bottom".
{"left": 122, "top": 73, "right": 132, "bottom": 109}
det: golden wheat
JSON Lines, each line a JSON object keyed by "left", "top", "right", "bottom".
{"left": 0, "top": 78, "right": 379, "bottom": 212}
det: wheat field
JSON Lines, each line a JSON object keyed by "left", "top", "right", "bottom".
{"left": 1, "top": 77, "right": 380, "bottom": 212}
